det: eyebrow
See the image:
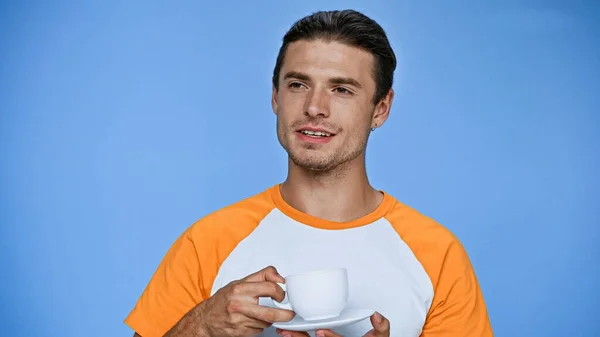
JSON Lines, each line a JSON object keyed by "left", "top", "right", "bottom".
{"left": 329, "top": 76, "right": 362, "bottom": 89}
{"left": 283, "top": 71, "right": 311, "bottom": 82}
{"left": 283, "top": 71, "right": 362, "bottom": 89}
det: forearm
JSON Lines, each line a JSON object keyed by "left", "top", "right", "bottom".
{"left": 163, "top": 302, "right": 209, "bottom": 337}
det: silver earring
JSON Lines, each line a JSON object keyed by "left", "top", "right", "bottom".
{"left": 371, "top": 124, "right": 377, "bottom": 132}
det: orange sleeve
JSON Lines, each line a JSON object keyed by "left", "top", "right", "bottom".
{"left": 386, "top": 203, "right": 493, "bottom": 337}
{"left": 124, "top": 191, "right": 275, "bottom": 337}
{"left": 124, "top": 230, "right": 206, "bottom": 337}
{"left": 420, "top": 238, "right": 493, "bottom": 336}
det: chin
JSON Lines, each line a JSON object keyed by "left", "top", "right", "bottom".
{"left": 295, "top": 161, "right": 335, "bottom": 172}
{"left": 289, "top": 151, "right": 338, "bottom": 172}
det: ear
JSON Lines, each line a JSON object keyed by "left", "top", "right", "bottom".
{"left": 271, "top": 86, "right": 279, "bottom": 115}
{"left": 371, "top": 88, "right": 394, "bottom": 129}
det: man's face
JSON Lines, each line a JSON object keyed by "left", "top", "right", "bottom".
{"left": 272, "top": 39, "right": 392, "bottom": 172}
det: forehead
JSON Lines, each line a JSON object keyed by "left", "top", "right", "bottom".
{"left": 281, "top": 40, "right": 376, "bottom": 86}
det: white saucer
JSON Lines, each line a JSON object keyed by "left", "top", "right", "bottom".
{"left": 272, "top": 309, "right": 374, "bottom": 331}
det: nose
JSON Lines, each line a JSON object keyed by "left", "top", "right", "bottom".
{"left": 304, "top": 88, "right": 330, "bottom": 118}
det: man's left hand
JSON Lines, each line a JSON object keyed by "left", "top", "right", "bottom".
{"left": 276, "top": 311, "right": 390, "bottom": 337}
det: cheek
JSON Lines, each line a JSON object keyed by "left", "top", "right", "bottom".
{"left": 337, "top": 106, "right": 371, "bottom": 130}
{"left": 279, "top": 92, "right": 305, "bottom": 110}
{"left": 342, "top": 119, "right": 372, "bottom": 143}
{"left": 348, "top": 126, "right": 369, "bottom": 141}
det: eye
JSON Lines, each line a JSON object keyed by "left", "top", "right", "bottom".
{"left": 334, "top": 87, "right": 353, "bottom": 95}
{"left": 288, "top": 82, "right": 305, "bottom": 89}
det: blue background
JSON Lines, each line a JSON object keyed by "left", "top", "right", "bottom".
{"left": 1, "top": 1, "right": 598, "bottom": 336}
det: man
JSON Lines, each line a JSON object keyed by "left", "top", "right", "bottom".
{"left": 125, "top": 9, "right": 493, "bottom": 337}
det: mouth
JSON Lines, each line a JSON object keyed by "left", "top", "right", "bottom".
{"left": 296, "top": 129, "right": 335, "bottom": 138}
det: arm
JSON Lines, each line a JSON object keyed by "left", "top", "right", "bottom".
{"left": 420, "top": 241, "right": 493, "bottom": 336}
{"left": 126, "top": 246, "right": 294, "bottom": 337}
{"left": 161, "top": 300, "right": 209, "bottom": 337}
{"left": 125, "top": 204, "right": 293, "bottom": 337}
{"left": 125, "top": 232, "right": 208, "bottom": 337}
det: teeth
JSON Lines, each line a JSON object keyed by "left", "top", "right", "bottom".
{"left": 301, "top": 130, "right": 331, "bottom": 137}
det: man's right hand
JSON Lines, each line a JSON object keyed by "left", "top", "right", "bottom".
{"left": 197, "top": 266, "right": 296, "bottom": 337}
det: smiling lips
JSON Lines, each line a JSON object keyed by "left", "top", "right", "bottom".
{"left": 296, "top": 127, "right": 336, "bottom": 144}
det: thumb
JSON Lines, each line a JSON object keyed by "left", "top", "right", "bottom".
{"left": 243, "top": 265, "right": 285, "bottom": 283}
{"left": 367, "top": 312, "right": 390, "bottom": 336}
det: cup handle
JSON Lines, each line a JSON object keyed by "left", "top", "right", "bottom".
{"left": 272, "top": 282, "right": 293, "bottom": 311}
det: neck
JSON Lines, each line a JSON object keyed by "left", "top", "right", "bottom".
{"left": 280, "top": 155, "right": 383, "bottom": 223}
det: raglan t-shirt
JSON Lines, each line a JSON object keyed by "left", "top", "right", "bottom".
{"left": 125, "top": 185, "right": 493, "bottom": 337}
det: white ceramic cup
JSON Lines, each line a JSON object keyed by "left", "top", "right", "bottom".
{"left": 272, "top": 268, "right": 349, "bottom": 321}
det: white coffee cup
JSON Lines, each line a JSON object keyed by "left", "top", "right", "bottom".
{"left": 272, "top": 268, "right": 349, "bottom": 321}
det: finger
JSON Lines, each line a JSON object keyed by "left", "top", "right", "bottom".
{"left": 315, "top": 329, "right": 343, "bottom": 337}
{"left": 240, "top": 325, "right": 267, "bottom": 335}
{"left": 276, "top": 329, "right": 310, "bottom": 337}
{"left": 243, "top": 265, "right": 286, "bottom": 283}
{"left": 367, "top": 312, "right": 390, "bottom": 336}
{"left": 242, "top": 315, "right": 272, "bottom": 329}
{"left": 235, "top": 303, "right": 295, "bottom": 323}
{"left": 231, "top": 281, "right": 286, "bottom": 302}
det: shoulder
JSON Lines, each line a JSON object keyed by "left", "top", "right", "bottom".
{"left": 384, "top": 196, "right": 459, "bottom": 248}
{"left": 159, "top": 186, "right": 278, "bottom": 296}
{"left": 383, "top": 195, "right": 473, "bottom": 285}
{"left": 382, "top": 196, "right": 493, "bottom": 335}
{"left": 123, "top": 187, "right": 279, "bottom": 337}
{"left": 183, "top": 186, "right": 277, "bottom": 243}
